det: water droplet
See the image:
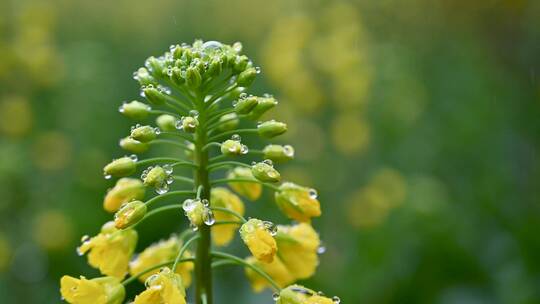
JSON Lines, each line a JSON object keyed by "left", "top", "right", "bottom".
{"left": 145, "top": 274, "right": 159, "bottom": 288}
{"left": 118, "top": 104, "right": 125, "bottom": 113}
{"left": 309, "top": 189, "right": 318, "bottom": 199}
{"left": 202, "top": 199, "right": 209, "bottom": 207}
{"left": 231, "top": 134, "right": 241, "bottom": 141}
{"left": 163, "top": 164, "right": 173, "bottom": 174}
{"left": 76, "top": 247, "right": 84, "bottom": 256}
{"left": 317, "top": 243, "right": 326, "bottom": 255}
{"left": 251, "top": 161, "right": 257, "bottom": 166}
{"left": 190, "top": 222, "right": 199, "bottom": 231}
{"left": 202, "top": 41, "right": 223, "bottom": 51}
{"left": 232, "top": 100, "right": 239, "bottom": 107}
{"left": 263, "top": 159, "right": 273, "bottom": 166}
{"left": 80, "top": 235, "right": 89, "bottom": 242}
{"left": 317, "top": 291, "right": 325, "bottom": 296}
{"left": 272, "top": 293, "right": 280, "bottom": 301}
{"left": 129, "top": 154, "right": 138, "bottom": 162}
{"left": 156, "top": 183, "right": 169, "bottom": 194}
{"left": 175, "top": 118, "right": 184, "bottom": 130}
{"left": 204, "top": 209, "right": 215, "bottom": 226}
{"left": 255, "top": 66, "right": 261, "bottom": 74}
{"left": 332, "top": 296, "right": 341, "bottom": 303}
{"left": 154, "top": 127, "right": 161, "bottom": 135}
{"left": 104, "top": 174, "right": 112, "bottom": 180}
{"left": 241, "top": 145, "right": 249, "bottom": 155}
{"left": 239, "top": 92, "right": 248, "bottom": 99}
{"left": 263, "top": 221, "right": 278, "bottom": 236}
{"left": 183, "top": 199, "right": 196, "bottom": 212}
{"left": 189, "top": 110, "right": 199, "bottom": 118}
{"left": 284, "top": 145, "right": 294, "bottom": 157}
{"left": 166, "top": 176, "right": 174, "bottom": 185}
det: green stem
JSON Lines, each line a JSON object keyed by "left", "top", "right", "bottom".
{"left": 211, "top": 251, "right": 281, "bottom": 291}
{"left": 121, "top": 257, "right": 195, "bottom": 286}
{"left": 193, "top": 95, "right": 213, "bottom": 304}
{"left": 210, "top": 178, "right": 280, "bottom": 191}
{"left": 202, "top": 142, "right": 222, "bottom": 152}
{"left": 213, "top": 220, "right": 243, "bottom": 226}
{"left": 210, "top": 207, "right": 247, "bottom": 223}
{"left": 211, "top": 259, "right": 237, "bottom": 268}
{"left": 173, "top": 234, "right": 201, "bottom": 272}
{"left": 150, "top": 139, "right": 190, "bottom": 150}
{"left": 173, "top": 176, "right": 195, "bottom": 185}
{"left": 144, "top": 190, "right": 196, "bottom": 207}
{"left": 131, "top": 205, "right": 182, "bottom": 229}
{"left": 136, "top": 157, "right": 187, "bottom": 167}
{"left": 206, "top": 161, "right": 251, "bottom": 171}
{"left": 150, "top": 110, "right": 182, "bottom": 118}
{"left": 160, "top": 131, "right": 195, "bottom": 143}
{"left": 208, "top": 128, "right": 258, "bottom": 142}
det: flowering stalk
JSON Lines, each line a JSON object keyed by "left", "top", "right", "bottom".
{"left": 60, "top": 40, "right": 339, "bottom": 304}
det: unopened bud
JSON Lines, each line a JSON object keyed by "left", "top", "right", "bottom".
{"left": 217, "top": 113, "right": 239, "bottom": 131}
{"left": 186, "top": 66, "right": 202, "bottom": 88}
{"left": 247, "top": 96, "right": 278, "bottom": 120}
{"left": 119, "top": 137, "right": 149, "bottom": 153}
{"left": 131, "top": 125, "right": 158, "bottom": 143}
{"left": 119, "top": 100, "right": 151, "bottom": 120}
{"left": 143, "top": 86, "right": 166, "bottom": 105}
{"left": 181, "top": 116, "right": 199, "bottom": 133}
{"left": 104, "top": 157, "right": 137, "bottom": 178}
{"left": 156, "top": 114, "right": 177, "bottom": 132}
{"left": 257, "top": 120, "right": 287, "bottom": 138}
{"left": 263, "top": 145, "right": 294, "bottom": 163}
{"left": 251, "top": 161, "right": 281, "bottom": 183}
{"left": 142, "top": 166, "right": 167, "bottom": 188}
{"left": 114, "top": 200, "right": 147, "bottom": 229}
{"left": 234, "top": 96, "right": 258, "bottom": 114}
{"left": 237, "top": 67, "right": 257, "bottom": 87}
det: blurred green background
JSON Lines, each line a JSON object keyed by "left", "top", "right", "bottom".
{"left": 1, "top": 0, "right": 540, "bottom": 303}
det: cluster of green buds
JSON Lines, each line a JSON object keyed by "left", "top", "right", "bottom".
{"left": 62, "top": 40, "right": 335, "bottom": 304}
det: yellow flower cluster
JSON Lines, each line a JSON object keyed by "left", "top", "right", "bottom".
{"left": 60, "top": 276, "right": 125, "bottom": 304}
{"left": 129, "top": 235, "right": 194, "bottom": 287}
{"left": 245, "top": 223, "right": 320, "bottom": 291}
{"left": 240, "top": 219, "right": 277, "bottom": 263}
{"left": 210, "top": 187, "right": 245, "bottom": 246}
{"left": 77, "top": 221, "right": 137, "bottom": 279}
{"left": 133, "top": 267, "right": 186, "bottom": 304}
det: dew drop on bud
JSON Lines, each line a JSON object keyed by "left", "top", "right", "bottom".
{"left": 175, "top": 119, "right": 184, "bottom": 130}
{"left": 309, "top": 188, "right": 318, "bottom": 199}
{"left": 80, "top": 235, "right": 89, "bottom": 242}
{"left": 154, "top": 127, "right": 161, "bottom": 135}
{"left": 190, "top": 222, "right": 199, "bottom": 231}
{"left": 204, "top": 210, "right": 215, "bottom": 226}
{"left": 166, "top": 176, "right": 174, "bottom": 185}
{"left": 272, "top": 293, "right": 280, "bottom": 301}
{"left": 118, "top": 105, "right": 125, "bottom": 113}
{"left": 129, "top": 154, "right": 138, "bottom": 162}
{"left": 202, "top": 199, "right": 209, "bottom": 207}
{"left": 189, "top": 110, "right": 199, "bottom": 118}
{"left": 263, "top": 159, "right": 273, "bottom": 166}
{"left": 156, "top": 183, "right": 169, "bottom": 194}
{"left": 163, "top": 164, "right": 173, "bottom": 174}
{"left": 183, "top": 199, "right": 196, "bottom": 212}
{"left": 317, "top": 243, "right": 326, "bottom": 255}
{"left": 332, "top": 296, "right": 341, "bottom": 303}
{"left": 104, "top": 174, "right": 112, "bottom": 180}
{"left": 239, "top": 92, "right": 247, "bottom": 99}
{"left": 255, "top": 66, "right": 261, "bottom": 74}
{"left": 231, "top": 134, "right": 241, "bottom": 141}
{"left": 241, "top": 145, "right": 249, "bottom": 154}
{"left": 251, "top": 161, "right": 257, "bottom": 166}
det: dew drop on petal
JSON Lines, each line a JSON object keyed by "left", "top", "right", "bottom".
{"left": 204, "top": 210, "right": 215, "bottom": 226}
{"left": 272, "top": 293, "right": 280, "bottom": 301}
{"left": 156, "top": 183, "right": 169, "bottom": 194}
{"left": 309, "top": 189, "right": 318, "bottom": 199}
{"left": 189, "top": 110, "right": 199, "bottom": 118}
{"left": 317, "top": 243, "right": 326, "bottom": 255}
{"left": 332, "top": 296, "right": 341, "bottom": 303}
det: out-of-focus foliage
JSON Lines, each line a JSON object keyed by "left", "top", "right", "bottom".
{"left": 1, "top": 0, "right": 539, "bottom": 303}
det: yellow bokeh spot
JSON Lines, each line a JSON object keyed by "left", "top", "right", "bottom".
{"left": 32, "top": 131, "right": 72, "bottom": 171}
{"left": 331, "top": 112, "right": 370, "bottom": 155}
{"left": 33, "top": 210, "right": 73, "bottom": 250}
{"left": 0, "top": 96, "right": 33, "bottom": 137}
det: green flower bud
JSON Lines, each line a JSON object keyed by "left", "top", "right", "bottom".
{"left": 142, "top": 166, "right": 167, "bottom": 188}
{"left": 237, "top": 67, "right": 257, "bottom": 87}
{"left": 233, "top": 96, "right": 258, "bottom": 114}
{"left": 130, "top": 125, "right": 158, "bottom": 143}
{"left": 170, "top": 67, "right": 185, "bottom": 86}
{"left": 119, "top": 137, "right": 149, "bottom": 153}
{"left": 143, "top": 86, "right": 166, "bottom": 105}
{"left": 103, "top": 156, "right": 137, "bottom": 178}
{"left": 119, "top": 100, "right": 151, "bottom": 120}
{"left": 257, "top": 120, "right": 287, "bottom": 138}
{"left": 145, "top": 56, "right": 165, "bottom": 77}
{"left": 251, "top": 160, "right": 281, "bottom": 183}
{"left": 263, "top": 145, "right": 294, "bottom": 163}
{"left": 114, "top": 200, "right": 147, "bottom": 229}
{"left": 217, "top": 113, "right": 239, "bottom": 131}
{"left": 171, "top": 44, "right": 184, "bottom": 59}
{"left": 186, "top": 66, "right": 202, "bottom": 88}
{"left": 133, "top": 67, "right": 155, "bottom": 86}
{"left": 156, "top": 114, "right": 177, "bottom": 132}
{"left": 180, "top": 116, "right": 199, "bottom": 133}
{"left": 207, "top": 56, "right": 223, "bottom": 77}
{"left": 277, "top": 285, "right": 335, "bottom": 304}
{"left": 247, "top": 96, "right": 278, "bottom": 120}
{"left": 234, "top": 55, "right": 249, "bottom": 72}
{"left": 221, "top": 139, "right": 248, "bottom": 156}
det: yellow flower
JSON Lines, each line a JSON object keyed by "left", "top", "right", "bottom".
{"left": 240, "top": 219, "right": 277, "bottom": 263}
{"left": 211, "top": 187, "right": 245, "bottom": 246}
{"left": 275, "top": 223, "right": 320, "bottom": 279}
{"left": 244, "top": 256, "right": 295, "bottom": 292}
{"left": 78, "top": 222, "right": 137, "bottom": 279}
{"left": 60, "top": 275, "right": 125, "bottom": 304}
{"left": 182, "top": 198, "right": 206, "bottom": 227}
{"left": 275, "top": 183, "right": 321, "bottom": 222}
{"left": 227, "top": 167, "right": 262, "bottom": 201}
{"left": 277, "top": 285, "right": 335, "bottom": 304}
{"left": 129, "top": 235, "right": 194, "bottom": 287}
{"left": 103, "top": 178, "right": 145, "bottom": 213}
{"left": 133, "top": 267, "right": 186, "bottom": 304}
